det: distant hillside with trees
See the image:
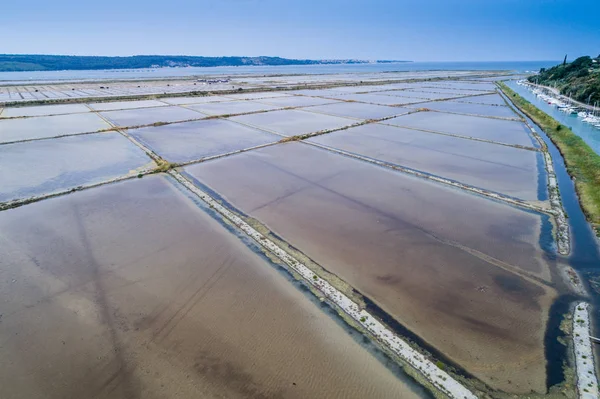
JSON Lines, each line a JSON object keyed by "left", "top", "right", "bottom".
{"left": 0, "top": 54, "right": 408, "bottom": 72}
{"left": 529, "top": 55, "right": 600, "bottom": 104}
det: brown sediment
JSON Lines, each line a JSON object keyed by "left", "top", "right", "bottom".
{"left": 0, "top": 75, "right": 574, "bottom": 398}
{"left": 169, "top": 169, "right": 477, "bottom": 399}
{"left": 185, "top": 142, "right": 561, "bottom": 394}
{"left": 243, "top": 214, "right": 366, "bottom": 308}
{"left": 0, "top": 175, "right": 424, "bottom": 399}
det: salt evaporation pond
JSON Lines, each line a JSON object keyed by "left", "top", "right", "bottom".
{"left": 185, "top": 141, "right": 559, "bottom": 393}
{"left": 0, "top": 175, "right": 427, "bottom": 399}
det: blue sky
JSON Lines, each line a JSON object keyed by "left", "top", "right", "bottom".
{"left": 1, "top": 0, "right": 598, "bottom": 61}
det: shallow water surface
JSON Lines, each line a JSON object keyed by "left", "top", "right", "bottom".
{"left": 303, "top": 102, "right": 409, "bottom": 120}
{"left": 422, "top": 82, "right": 497, "bottom": 91}
{"left": 324, "top": 86, "right": 384, "bottom": 93}
{"left": 129, "top": 119, "right": 280, "bottom": 163}
{"left": 500, "top": 88, "right": 600, "bottom": 386}
{"left": 454, "top": 93, "right": 508, "bottom": 106}
{"left": 326, "top": 93, "right": 424, "bottom": 106}
{"left": 385, "top": 111, "right": 536, "bottom": 146}
{"left": 101, "top": 106, "right": 205, "bottom": 127}
{"left": 0, "top": 132, "right": 152, "bottom": 202}
{"left": 222, "top": 92, "right": 291, "bottom": 100}
{"left": 88, "top": 99, "right": 167, "bottom": 111}
{"left": 0, "top": 112, "right": 111, "bottom": 143}
{"left": 406, "top": 87, "right": 494, "bottom": 96}
{"left": 506, "top": 80, "right": 600, "bottom": 154}
{"left": 374, "top": 90, "right": 455, "bottom": 100}
{"left": 412, "top": 100, "right": 519, "bottom": 119}
{"left": 187, "top": 100, "right": 282, "bottom": 115}
{"left": 1, "top": 103, "right": 90, "bottom": 118}
{"left": 0, "top": 175, "right": 426, "bottom": 399}
{"left": 308, "top": 123, "right": 542, "bottom": 200}
{"left": 283, "top": 88, "right": 349, "bottom": 97}
{"left": 257, "top": 95, "right": 339, "bottom": 107}
{"left": 228, "top": 109, "right": 356, "bottom": 136}
{"left": 185, "top": 142, "right": 558, "bottom": 393}
{"left": 162, "top": 95, "right": 233, "bottom": 105}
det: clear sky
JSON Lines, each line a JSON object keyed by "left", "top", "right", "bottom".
{"left": 1, "top": 0, "right": 598, "bottom": 61}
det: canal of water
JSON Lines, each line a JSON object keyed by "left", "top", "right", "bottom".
{"left": 503, "top": 83, "right": 600, "bottom": 388}
{"left": 506, "top": 81, "right": 600, "bottom": 155}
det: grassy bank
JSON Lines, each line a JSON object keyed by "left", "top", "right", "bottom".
{"left": 498, "top": 82, "right": 600, "bottom": 236}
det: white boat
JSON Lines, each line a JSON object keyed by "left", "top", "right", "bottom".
{"left": 583, "top": 116, "right": 600, "bottom": 124}
{"left": 523, "top": 82, "right": 600, "bottom": 124}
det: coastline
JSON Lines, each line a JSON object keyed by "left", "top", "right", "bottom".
{"left": 0, "top": 61, "right": 554, "bottom": 84}
{"left": 498, "top": 82, "right": 600, "bottom": 237}
{"left": 526, "top": 82, "right": 600, "bottom": 113}
{"left": 500, "top": 80, "right": 600, "bottom": 398}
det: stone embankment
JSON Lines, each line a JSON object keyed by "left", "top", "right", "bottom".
{"left": 169, "top": 170, "right": 477, "bottom": 399}
{"left": 573, "top": 303, "right": 599, "bottom": 399}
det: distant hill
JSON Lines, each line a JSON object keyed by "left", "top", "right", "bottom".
{"left": 0, "top": 54, "right": 409, "bottom": 72}
{"left": 529, "top": 55, "right": 600, "bottom": 104}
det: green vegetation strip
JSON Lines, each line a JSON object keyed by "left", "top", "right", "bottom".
{"left": 498, "top": 82, "right": 600, "bottom": 235}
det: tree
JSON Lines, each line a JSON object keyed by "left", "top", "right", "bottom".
{"left": 563, "top": 54, "right": 568, "bottom": 65}
{"left": 570, "top": 56, "right": 592, "bottom": 69}
{"left": 577, "top": 68, "right": 589, "bottom": 78}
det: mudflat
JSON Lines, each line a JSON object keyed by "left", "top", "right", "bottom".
{"left": 0, "top": 175, "right": 424, "bottom": 399}
{"left": 186, "top": 142, "right": 558, "bottom": 393}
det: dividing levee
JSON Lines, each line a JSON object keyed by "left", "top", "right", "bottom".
{"left": 184, "top": 142, "right": 559, "bottom": 394}
{"left": 0, "top": 176, "right": 427, "bottom": 399}
{"left": 0, "top": 72, "right": 593, "bottom": 399}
